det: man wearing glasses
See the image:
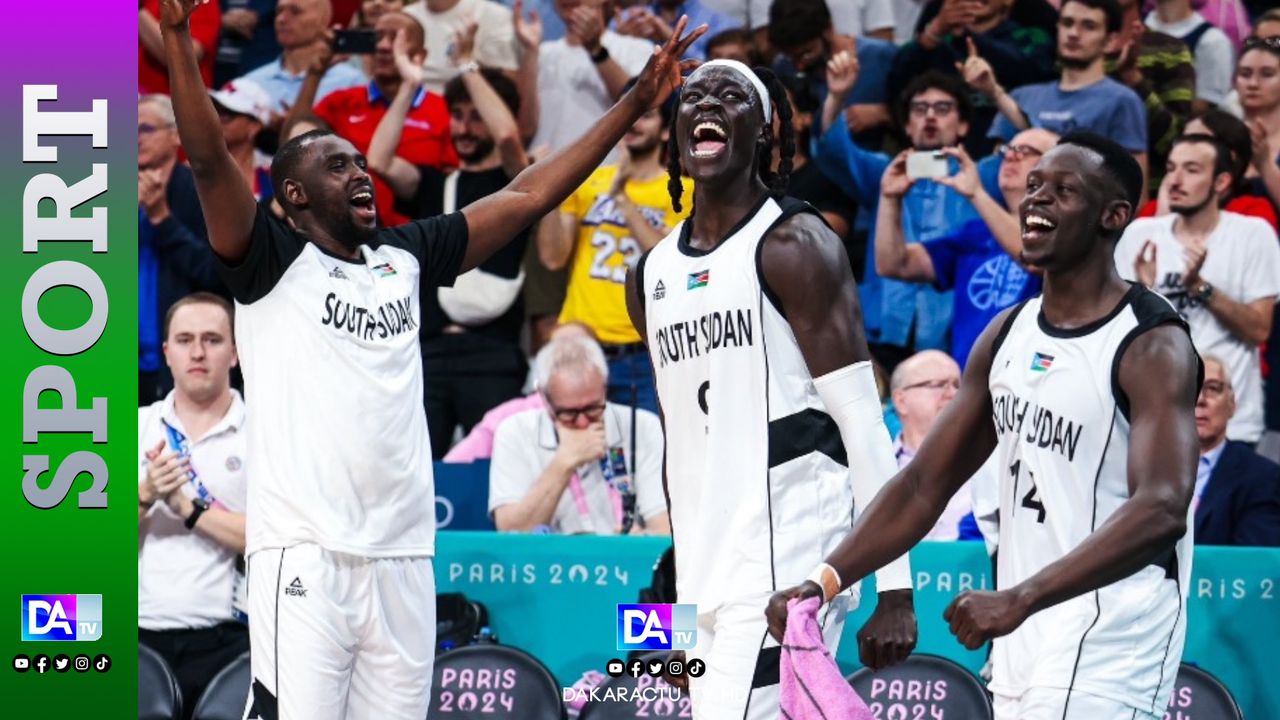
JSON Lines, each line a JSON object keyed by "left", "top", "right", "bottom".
{"left": 138, "top": 94, "right": 225, "bottom": 404}
{"left": 816, "top": 68, "right": 982, "bottom": 372}
{"left": 488, "top": 333, "right": 670, "bottom": 535}
{"left": 873, "top": 128, "right": 1056, "bottom": 366}
{"left": 889, "top": 350, "right": 993, "bottom": 541}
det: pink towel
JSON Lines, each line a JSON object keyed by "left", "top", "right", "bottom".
{"left": 779, "top": 596, "right": 875, "bottom": 720}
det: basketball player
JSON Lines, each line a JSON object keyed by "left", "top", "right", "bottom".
{"left": 625, "top": 60, "right": 916, "bottom": 720}
{"left": 765, "top": 132, "right": 1202, "bottom": 720}
{"left": 160, "top": 1, "right": 705, "bottom": 718}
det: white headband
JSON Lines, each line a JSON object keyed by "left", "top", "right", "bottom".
{"left": 687, "top": 59, "right": 772, "bottom": 124}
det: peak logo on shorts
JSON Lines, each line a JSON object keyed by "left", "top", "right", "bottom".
{"left": 285, "top": 578, "right": 307, "bottom": 598}
{"left": 616, "top": 603, "right": 697, "bottom": 651}
{"left": 21, "top": 595, "right": 102, "bottom": 642}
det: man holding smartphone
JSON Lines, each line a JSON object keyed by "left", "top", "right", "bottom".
{"left": 241, "top": 0, "right": 368, "bottom": 114}
{"left": 817, "top": 64, "right": 1002, "bottom": 372}
{"left": 292, "top": 11, "right": 459, "bottom": 227}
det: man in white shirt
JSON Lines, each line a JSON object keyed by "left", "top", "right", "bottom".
{"left": 531, "top": 0, "right": 655, "bottom": 153}
{"left": 489, "top": 333, "right": 670, "bottom": 534}
{"left": 1116, "top": 134, "right": 1280, "bottom": 443}
{"left": 1146, "top": 0, "right": 1235, "bottom": 107}
{"left": 404, "top": 0, "right": 520, "bottom": 94}
{"left": 138, "top": 292, "right": 248, "bottom": 719}
{"left": 890, "top": 350, "right": 983, "bottom": 540}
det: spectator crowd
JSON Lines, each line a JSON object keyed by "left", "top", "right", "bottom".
{"left": 139, "top": 0, "right": 1280, "bottom": 695}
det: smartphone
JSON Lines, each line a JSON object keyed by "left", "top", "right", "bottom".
{"left": 332, "top": 29, "right": 378, "bottom": 55}
{"left": 906, "top": 151, "right": 949, "bottom": 180}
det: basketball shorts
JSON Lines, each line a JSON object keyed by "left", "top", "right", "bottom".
{"left": 687, "top": 591, "right": 851, "bottom": 720}
{"left": 993, "top": 688, "right": 1162, "bottom": 720}
{"left": 241, "top": 544, "right": 436, "bottom": 720}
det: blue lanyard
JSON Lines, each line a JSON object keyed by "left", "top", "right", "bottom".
{"left": 160, "top": 418, "right": 218, "bottom": 505}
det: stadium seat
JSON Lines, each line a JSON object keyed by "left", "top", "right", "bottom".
{"left": 1167, "top": 663, "right": 1243, "bottom": 719}
{"left": 579, "top": 651, "right": 687, "bottom": 720}
{"left": 847, "top": 653, "right": 993, "bottom": 719}
{"left": 430, "top": 644, "right": 565, "bottom": 719}
{"left": 192, "top": 650, "right": 251, "bottom": 720}
{"left": 139, "top": 643, "right": 183, "bottom": 720}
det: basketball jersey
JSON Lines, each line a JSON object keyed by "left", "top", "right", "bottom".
{"left": 638, "top": 196, "right": 855, "bottom": 613}
{"left": 559, "top": 165, "right": 692, "bottom": 344}
{"left": 987, "top": 284, "right": 1194, "bottom": 714}
{"left": 217, "top": 204, "right": 467, "bottom": 558}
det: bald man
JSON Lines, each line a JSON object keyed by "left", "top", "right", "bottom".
{"left": 890, "top": 350, "right": 986, "bottom": 540}
{"left": 298, "top": 10, "right": 460, "bottom": 225}
{"left": 875, "top": 127, "right": 1057, "bottom": 365}
{"left": 242, "top": 0, "right": 369, "bottom": 114}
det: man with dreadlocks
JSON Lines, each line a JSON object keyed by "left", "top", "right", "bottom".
{"left": 625, "top": 59, "right": 917, "bottom": 719}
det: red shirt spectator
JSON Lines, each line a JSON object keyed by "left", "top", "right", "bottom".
{"left": 332, "top": 0, "right": 363, "bottom": 27}
{"left": 315, "top": 83, "right": 459, "bottom": 226}
{"left": 1137, "top": 195, "right": 1279, "bottom": 231}
{"left": 140, "top": 0, "right": 221, "bottom": 93}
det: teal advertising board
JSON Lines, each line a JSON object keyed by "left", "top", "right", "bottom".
{"left": 438, "top": 533, "right": 1279, "bottom": 718}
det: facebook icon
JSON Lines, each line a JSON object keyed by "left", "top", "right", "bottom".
{"left": 21, "top": 594, "right": 103, "bottom": 642}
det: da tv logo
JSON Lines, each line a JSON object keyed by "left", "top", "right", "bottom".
{"left": 616, "top": 603, "right": 697, "bottom": 651}
{"left": 21, "top": 595, "right": 103, "bottom": 642}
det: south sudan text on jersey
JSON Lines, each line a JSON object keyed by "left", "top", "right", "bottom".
{"left": 652, "top": 308, "right": 754, "bottom": 368}
{"left": 320, "top": 292, "right": 418, "bottom": 342}
{"left": 991, "top": 391, "right": 1085, "bottom": 462}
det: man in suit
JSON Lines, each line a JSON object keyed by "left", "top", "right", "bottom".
{"left": 1194, "top": 355, "right": 1280, "bottom": 546}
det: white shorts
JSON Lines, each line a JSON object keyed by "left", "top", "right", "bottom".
{"left": 686, "top": 592, "right": 850, "bottom": 720}
{"left": 241, "top": 544, "right": 436, "bottom": 720}
{"left": 993, "top": 688, "right": 1161, "bottom": 720}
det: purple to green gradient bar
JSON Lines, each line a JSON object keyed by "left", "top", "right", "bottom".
{"left": 0, "top": 2, "right": 138, "bottom": 716}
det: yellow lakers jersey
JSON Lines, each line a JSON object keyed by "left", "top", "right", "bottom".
{"left": 558, "top": 165, "right": 692, "bottom": 344}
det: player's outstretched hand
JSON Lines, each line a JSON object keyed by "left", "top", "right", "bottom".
{"left": 764, "top": 581, "right": 823, "bottom": 643}
{"left": 627, "top": 15, "right": 708, "bottom": 112}
{"left": 856, "top": 589, "right": 917, "bottom": 670}
{"left": 662, "top": 650, "right": 688, "bottom": 691}
{"left": 943, "top": 589, "right": 1029, "bottom": 650}
{"left": 159, "top": 0, "right": 209, "bottom": 29}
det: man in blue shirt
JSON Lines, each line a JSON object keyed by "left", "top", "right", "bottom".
{"left": 873, "top": 128, "right": 1059, "bottom": 366}
{"left": 242, "top": 0, "right": 367, "bottom": 117}
{"left": 966, "top": 0, "right": 1149, "bottom": 190}
{"left": 817, "top": 69, "right": 994, "bottom": 370}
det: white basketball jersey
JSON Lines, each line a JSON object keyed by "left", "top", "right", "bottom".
{"left": 638, "top": 196, "right": 856, "bottom": 613}
{"left": 987, "top": 284, "right": 1194, "bottom": 714}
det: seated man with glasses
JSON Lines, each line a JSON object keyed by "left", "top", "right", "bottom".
{"left": 873, "top": 128, "right": 1057, "bottom": 367}
{"left": 889, "top": 350, "right": 988, "bottom": 542}
{"left": 488, "top": 334, "right": 670, "bottom": 535}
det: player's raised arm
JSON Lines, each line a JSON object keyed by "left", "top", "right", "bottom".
{"left": 944, "top": 324, "right": 1199, "bottom": 650}
{"left": 160, "top": 0, "right": 258, "bottom": 264}
{"left": 457, "top": 16, "right": 706, "bottom": 273}
{"left": 765, "top": 300, "right": 1008, "bottom": 647}
{"left": 758, "top": 211, "right": 925, "bottom": 669}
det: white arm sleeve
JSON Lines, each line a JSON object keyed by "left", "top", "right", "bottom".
{"left": 813, "top": 361, "right": 913, "bottom": 592}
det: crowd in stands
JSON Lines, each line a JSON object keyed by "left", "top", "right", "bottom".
{"left": 140, "top": 5, "right": 1280, "bottom": 665}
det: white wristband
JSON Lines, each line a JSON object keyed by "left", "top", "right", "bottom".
{"left": 805, "top": 563, "right": 842, "bottom": 603}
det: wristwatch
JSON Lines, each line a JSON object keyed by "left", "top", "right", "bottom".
{"left": 1194, "top": 282, "right": 1215, "bottom": 303}
{"left": 457, "top": 60, "right": 480, "bottom": 75}
{"left": 589, "top": 44, "right": 610, "bottom": 64}
{"left": 185, "top": 497, "right": 210, "bottom": 530}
